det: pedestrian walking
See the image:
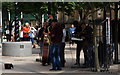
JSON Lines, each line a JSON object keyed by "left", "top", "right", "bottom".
{"left": 29, "top": 27, "right": 37, "bottom": 48}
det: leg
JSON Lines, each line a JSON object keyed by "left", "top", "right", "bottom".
{"left": 50, "top": 44, "right": 57, "bottom": 70}
{"left": 47, "top": 44, "right": 52, "bottom": 65}
{"left": 56, "top": 44, "right": 62, "bottom": 70}
{"left": 60, "top": 43, "right": 65, "bottom": 67}
{"left": 83, "top": 41, "right": 88, "bottom": 67}
{"left": 75, "top": 42, "right": 82, "bottom": 65}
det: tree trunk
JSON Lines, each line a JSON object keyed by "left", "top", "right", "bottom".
{"left": 90, "top": 3, "right": 100, "bottom": 72}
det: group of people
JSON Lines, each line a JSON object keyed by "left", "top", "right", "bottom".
{"left": 37, "top": 15, "right": 94, "bottom": 71}
{"left": 5, "top": 14, "right": 94, "bottom": 71}
{"left": 37, "top": 18, "right": 66, "bottom": 71}
{"left": 10, "top": 22, "right": 37, "bottom": 48}
{"left": 73, "top": 22, "right": 94, "bottom": 68}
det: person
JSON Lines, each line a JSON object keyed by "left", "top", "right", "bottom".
{"left": 47, "top": 14, "right": 53, "bottom": 26}
{"left": 74, "top": 23, "right": 91, "bottom": 67}
{"left": 49, "top": 19, "right": 63, "bottom": 71}
{"left": 38, "top": 22, "right": 48, "bottom": 56}
{"left": 60, "top": 23, "right": 66, "bottom": 67}
{"left": 6, "top": 28, "right": 10, "bottom": 41}
{"left": 69, "top": 24, "right": 76, "bottom": 38}
{"left": 29, "top": 27, "right": 37, "bottom": 48}
{"left": 22, "top": 23, "right": 30, "bottom": 41}
{"left": 20, "top": 24, "right": 24, "bottom": 41}
{"left": 85, "top": 24, "right": 94, "bottom": 68}
{"left": 37, "top": 22, "right": 51, "bottom": 66}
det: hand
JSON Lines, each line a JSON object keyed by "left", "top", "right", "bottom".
{"left": 48, "top": 32, "right": 51, "bottom": 34}
{"left": 28, "top": 31, "right": 30, "bottom": 33}
{"left": 51, "top": 34, "right": 55, "bottom": 37}
{"left": 39, "top": 38, "right": 41, "bottom": 40}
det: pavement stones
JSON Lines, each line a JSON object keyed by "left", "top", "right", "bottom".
{"left": 0, "top": 43, "right": 120, "bottom": 74}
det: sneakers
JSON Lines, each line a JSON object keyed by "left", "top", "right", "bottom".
{"left": 49, "top": 68, "right": 62, "bottom": 71}
{"left": 57, "top": 68, "right": 62, "bottom": 70}
{"left": 49, "top": 68, "right": 57, "bottom": 71}
{"left": 74, "top": 63, "right": 80, "bottom": 66}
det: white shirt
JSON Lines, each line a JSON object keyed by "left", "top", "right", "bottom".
{"left": 29, "top": 27, "right": 37, "bottom": 38}
{"left": 6, "top": 30, "right": 9, "bottom": 34}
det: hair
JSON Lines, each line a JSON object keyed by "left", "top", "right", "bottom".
{"left": 25, "top": 22, "right": 29, "bottom": 25}
{"left": 73, "top": 21, "right": 78, "bottom": 27}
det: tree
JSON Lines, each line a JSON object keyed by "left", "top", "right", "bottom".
{"left": 2, "top": 2, "right": 48, "bottom": 25}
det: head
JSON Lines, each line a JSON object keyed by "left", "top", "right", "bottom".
{"left": 73, "top": 21, "right": 78, "bottom": 27}
{"left": 43, "top": 22, "right": 48, "bottom": 28}
{"left": 51, "top": 19, "right": 58, "bottom": 27}
{"left": 81, "top": 23, "right": 86, "bottom": 29}
{"left": 25, "top": 23, "right": 30, "bottom": 28}
{"left": 31, "top": 27, "right": 34, "bottom": 30}
{"left": 71, "top": 24, "right": 74, "bottom": 28}
{"left": 48, "top": 14, "right": 53, "bottom": 19}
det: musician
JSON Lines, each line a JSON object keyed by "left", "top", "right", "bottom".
{"left": 38, "top": 22, "right": 48, "bottom": 56}
{"left": 74, "top": 23, "right": 93, "bottom": 67}
{"left": 49, "top": 19, "right": 63, "bottom": 71}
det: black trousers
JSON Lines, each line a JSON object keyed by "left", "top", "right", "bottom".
{"left": 60, "top": 43, "right": 66, "bottom": 66}
{"left": 23, "top": 37, "right": 30, "bottom": 41}
{"left": 76, "top": 41, "right": 88, "bottom": 65}
{"left": 6, "top": 34, "right": 10, "bottom": 41}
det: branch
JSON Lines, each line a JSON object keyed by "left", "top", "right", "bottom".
{"left": 30, "top": 13, "right": 39, "bottom": 19}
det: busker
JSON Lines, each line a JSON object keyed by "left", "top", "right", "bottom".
{"left": 49, "top": 19, "right": 63, "bottom": 71}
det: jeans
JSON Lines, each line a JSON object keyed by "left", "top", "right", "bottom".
{"left": 30, "top": 38, "right": 34, "bottom": 44}
{"left": 51, "top": 43, "right": 61, "bottom": 69}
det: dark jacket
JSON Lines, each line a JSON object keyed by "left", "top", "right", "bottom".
{"left": 74, "top": 25, "right": 93, "bottom": 43}
{"left": 37, "top": 27, "right": 48, "bottom": 42}
{"left": 50, "top": 24, "right": 63, "bottom": 44}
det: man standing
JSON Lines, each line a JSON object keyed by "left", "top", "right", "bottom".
{"left": 74, "top": 23, "right": 93, "bottom": 68}
{"left": 60, "top": 23, "right": 66, "bottom": 67}
{"left": 49, "top": 19, "right": 63, "bottom": 71}
{"left": 22, "top": 23, "right": 30, "bottom": 41}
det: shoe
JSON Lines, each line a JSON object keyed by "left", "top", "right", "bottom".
{"left": 49, "top": 68, "right": 57, "bottom": 71}
{"left": 57, "top": 68, "right": 62, "bottom": 71}
{"left": 74, "top": 63, "right": 80, "bottom": 66}
{"left": 61, "top": 64, "right": 65, "bottom": 67}
{"left": 47, "top": 63, "right": 51, "bottom": 65}
{"left": 74, "top": 63, "right": 77, "bottom": 65}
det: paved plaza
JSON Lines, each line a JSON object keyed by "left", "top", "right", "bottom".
{"left": 0, "top": 43, "right": 120, "bottom": 74}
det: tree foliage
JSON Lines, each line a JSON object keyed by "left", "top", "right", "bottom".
{"left": 2, "top": 2, "right": 115, "bottom": 21}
